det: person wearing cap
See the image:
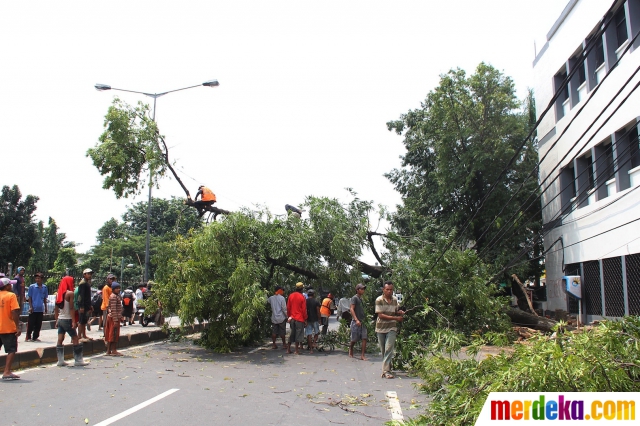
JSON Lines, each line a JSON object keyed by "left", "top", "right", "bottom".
{"left": 76, "top": 268, "right": 94, "bottom": 342}
{"left": 267, "top": 286, "right": 287, "bottom": 349}
{"left": 105, "top": 281, "right": 124, "bottom": 356}
{"left": 305, "top": 289, "right": 321, "bottom": 353}
{"left": 0, "top": 277, "right": 21, "bottom": 379}
{"left": 101, "top": 274, "right": 115, "bottom": 336}
{"left": 375, "top": 281, "right": 405, "bottom": 379}
{"left": 13, "top": 266, "right": 26, "bottom": 310}
{"left": 349, "top": 283, "right": 368, "bottom": 360}
{"left": 55, "top": 276, "right": 89, "bottom": 367}
{"left": 286, "top": 282, "right": 307, "bottom": 355}
{"left": 25, "top": 272, "right": 48, "bottom": 342}
{"left": 193, "top": 185, "right": 217, "bottom": 218}
{"left": 320, "top": 293, "right": 335, "bottom": 335}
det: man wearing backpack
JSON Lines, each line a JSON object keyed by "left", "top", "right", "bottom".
{"left": 121, "top": 288, "right": 135, "bottom": 326}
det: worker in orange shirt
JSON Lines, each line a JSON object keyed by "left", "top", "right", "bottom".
{"left": 194, "top": 185, "right": 217, "bottom": 218}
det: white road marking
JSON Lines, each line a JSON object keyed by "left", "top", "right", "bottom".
{"left": 386, "top": 390, "right": 404, "bottom": 423}
{"left": 248, "top": 345, "right": 270, "bottom": 353}
{"left": 94, "top": 388, "right": 180, "bottom": 426}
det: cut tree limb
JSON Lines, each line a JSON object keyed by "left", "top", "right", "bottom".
{"left": 507, "top": 308, "right": 559, "bottom": 332}
{"left": 512, "top": 274, "right": 538, "bottom": 316}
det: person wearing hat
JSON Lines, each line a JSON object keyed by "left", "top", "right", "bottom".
{"left": 13, "top": 266, "right": 26, "bottom": 310}
{"left": 349, "top": 283, "right": 368, "bottom": 360}
{"left": 0, "top": 277, "right": 21, "bottom": 379}
{"left": 320, "top": 293, "right": 335, "bottom": 335}
{"left": 286, "top": 282, "right": 307, "bottom": 355}
{"left": 193, "top": 185, "right": 217, "bottom": 218}
{"left": 267, "top": 286, "right": 287, "bottom": 349}
{"left": 25, "top": 272, "right": 48, "bottom": 342}
{"left": 375, "top": 281, "right": 405, "bottom": 379}
{"left": 105, "top": 281, "right": 124, "bottom": 356}
{"left": 76, "top": 268, "right": 94, "bottom": 342}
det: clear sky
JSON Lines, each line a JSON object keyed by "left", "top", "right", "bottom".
{"left": 0, "top": 0, "right": 568, "bottom": 259}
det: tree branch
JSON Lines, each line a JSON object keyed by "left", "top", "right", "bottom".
{"left": 157, "top": 133, "right": 192, "bottom": 199}
{"left": 367, "top": 232, "right": 384, "bottom": 267}
{"left": 265, "top": 256, "right": 319, "bottom": 279}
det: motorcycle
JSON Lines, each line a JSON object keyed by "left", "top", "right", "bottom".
{"left": 137, "top": 306, "right": 164, "bottom": 327}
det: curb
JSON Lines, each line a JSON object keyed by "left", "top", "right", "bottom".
{"left": 0, "top": 323, "right": 207, "bottom": 370}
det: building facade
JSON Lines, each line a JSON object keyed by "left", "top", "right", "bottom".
{"left": 533, "top": 0, "right": 640, "bottom": 322}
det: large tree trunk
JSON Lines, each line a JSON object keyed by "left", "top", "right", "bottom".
{"left": 507, "top": 308, "right": 558, "bottom": 332}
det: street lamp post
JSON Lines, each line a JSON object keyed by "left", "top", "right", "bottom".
{"left": 95, "top": 80, "right": 219, "bottom": 283}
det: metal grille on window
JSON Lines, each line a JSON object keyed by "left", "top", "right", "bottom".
{"left": 626, "top": 253, "right": 640, "bottom": 315}
{"left": 565, "top": 262, "right": 581, "bottom": 314}
{"left": 603, "top": 257, "right": 624, "bottom": 317}
{"left": 583, "top": 260, "right": 602, "bottom": 315}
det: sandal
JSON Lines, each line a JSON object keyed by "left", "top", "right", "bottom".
{"left": 2, "top": 373, "right": 20, "bottom": 380}
{"left": 382, "top": 372, "right": 394, "bottom": 379}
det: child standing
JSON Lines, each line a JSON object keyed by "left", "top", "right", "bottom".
{"left": 105, "top": 282, "right": 123, "bottom": 356}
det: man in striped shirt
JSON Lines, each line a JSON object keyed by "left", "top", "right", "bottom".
{"left": 374, "top": 281, "right": 405, "bottom": 379}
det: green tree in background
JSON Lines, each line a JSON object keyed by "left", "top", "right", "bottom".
{"left": 28, "top": 217, "right": 75, "bottom": 273}
{"left": 0, "top": 185, "right": 39, "bottom": 268}
{"left": 82, "top": 197, "right": 203, "bottom": 280}
{"left": 386, "top": 63, "right": 542, "bottom": 281}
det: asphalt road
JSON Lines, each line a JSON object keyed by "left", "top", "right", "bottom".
{"left": 3, "top": 335, "right": 425, "bottom": 425}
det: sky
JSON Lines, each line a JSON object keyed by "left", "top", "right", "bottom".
{"left": 0, "top": 0, "right": 568, "bottom": 261}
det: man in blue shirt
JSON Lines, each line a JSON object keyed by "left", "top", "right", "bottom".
{"left": 26, "top": 272, "right": 48, "bottom": 342}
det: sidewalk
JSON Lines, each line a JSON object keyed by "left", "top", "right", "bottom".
{"left": 17, "top": 316, "right": 177, "bottom": 354}
{"left": 1, "top": 316, "right": 208, "bottom": 371}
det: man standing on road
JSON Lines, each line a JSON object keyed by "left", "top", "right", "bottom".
{"left": 349, "top": 283, "right": 368, "bottom": 360}
{"left": 26, "top": 272, "right": 48, "bottom": 342}
{"left": 320, "top": 293, "right": 334, "bottom": 335}
{"left": 375, "top": 281, "right": 405, "bottom": 379}
{"left": 267, "top": 286, "right": 287, "bottom": 349}
{"left": 305, "top": 289, "right": 321, "bottom": 353}
{"left": 286, "top": 282, "right": 307, "bottom": 355}
{"left": 76, "top": 269, "right": 94, "bottom": 342}
{"left": 54, "top": 276, "right": 89, "bottom": 367}
{"left": 13, "top": 266, "right": 26, "bottom": 312}
{"left": 105, "top": 282, "right": 124, "bottom": 356}
{"left": 0, "top": 277, "right": 21, "bottom": 379}
{"left": 101, "top": 274, "right": 115, "bottom": 337}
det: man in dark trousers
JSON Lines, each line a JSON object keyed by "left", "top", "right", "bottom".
{"left": 286, "top": 282, "right": 307, "bottom": 355}
{"left": 193, "top": 185, "right": 217, "bottom": 218}
{"left": 76, "top": 269, "right": 94, "bottom": 342}
{"left": 26, "top": 272, "right": 48, "bottom": 342}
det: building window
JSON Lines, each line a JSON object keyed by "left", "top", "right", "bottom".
{"left": 560, "top": 165, "right": 577, "bottom": 213}
{"left": 587, "top": 154, "right": 595, "bottom": 190}
{"left": 554, "top": 67, "right": 570, "bottom": 121}
{"left": 630, "top": 126, "right": 640, "bottom": 169}
{"left": 595, "top": 37, "right": 605, "bottom": 68}
{"left": 615, "top": 7, "right": 629, "bottom": 48}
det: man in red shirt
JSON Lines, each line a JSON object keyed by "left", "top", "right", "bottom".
{"left": 286, "top": 282, "right": 307, "bottom": 355}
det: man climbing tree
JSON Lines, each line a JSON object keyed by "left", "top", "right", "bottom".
{"left": 193, "top": 185, "right": 217, "bottom": 218}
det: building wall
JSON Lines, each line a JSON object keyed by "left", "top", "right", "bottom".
{"left": 533, "top": 0, "right": 640, "bottom": 319}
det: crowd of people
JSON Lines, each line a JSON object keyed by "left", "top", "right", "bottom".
{"left": 0, "top": 267, "right": 151, "bottom": 380}
{"left": 267, "top": 280, "right": 405, "bottom": 379}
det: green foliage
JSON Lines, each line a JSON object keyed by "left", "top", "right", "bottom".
{"left": 28, "top": 217, "right": 75, "bottom": 273}
{"left": 410, "top": 317, "right": 640, "bottom": 425}
{"left": 153, "top": 194, "right": 385, "bottom": 351}
{"left": 0, "top": 185, "right": 39, "bottom": 268}
{"left": 82, "top": 196, "right": 202, "bottom": 280}
{"left": 87, "top": 98, "right": 164, "bottom": 199}
{"left": 386, "top": 63, "right": 542, "bottom": 281}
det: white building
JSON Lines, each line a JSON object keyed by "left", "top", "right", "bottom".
{"left": 533, "top": 0, "right": 640, "bottom": 322}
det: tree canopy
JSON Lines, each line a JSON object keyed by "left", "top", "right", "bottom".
{"left": 0, "top": 185, "right": 39, "bottom": 268}
{"left": 386, "top": 63, "right": 542, "bottom": 280}
{"left": 87, "top": 98, "right": 163, "bottom": 199}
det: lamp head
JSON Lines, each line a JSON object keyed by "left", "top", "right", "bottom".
{"left": 202, "top": 80, "right": 219, "bottom": 88}
{"left": 94, "top": 84, "right": 112, "bottom": 91}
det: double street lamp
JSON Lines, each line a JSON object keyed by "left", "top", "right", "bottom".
{"left": 95, "top": 80, "right": 220, "bottom": 283}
